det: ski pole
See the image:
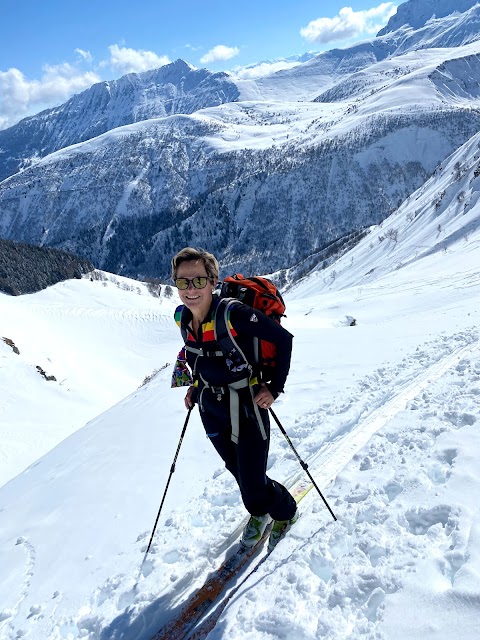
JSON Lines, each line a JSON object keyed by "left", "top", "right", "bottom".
{"left": 269, "top": 408, "right": 337, "bottom": 521}
{"left": 138, "top": 406, "right": 193, "bottom": 577}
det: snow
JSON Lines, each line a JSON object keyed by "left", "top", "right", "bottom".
{"left": 1, "top": 154, "right": 480, "bottom": 640}
{"left": 2, "top": 40, "right": 480, "bottom": 638}
{"left": 0, "top": 273, "right": 177, "bottom": 487}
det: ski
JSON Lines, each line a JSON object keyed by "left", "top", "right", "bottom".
{"left": 188, "top": 544, "right": 274, "bottom": 640}
{"left": 150, "top": 477, "right": 312, "bottom": 640}
{"left": 151, "top": 528, "right": 272, "bottom": 640}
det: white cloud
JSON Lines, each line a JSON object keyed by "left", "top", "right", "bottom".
{"left": 200, "top": 45, "right": 240, "bottom": 65}
{"left": 300, "top": 3, "right": 397, "bottom": 44}
{"left": 232, "top": 60, "right": 301, "bottom": 79}
{"left": 75, "top": 48, "right": 93, "bottom": 63}
{"left": 184, "top": 43, "right": 202, "bottom": 52}
{"left": 105, "top": 44, "right": 170, "bottom": 75}
{"left": 35, "top": 63, "right": 99, "bottom": 102}
{"left": 0, "top": 64, "right": 100, "bottom": 130}
{"left": 0, "top": 44, "right": 173, "bottom": 130}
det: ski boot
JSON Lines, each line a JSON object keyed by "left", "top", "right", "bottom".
{"left": 268, "top": 508, "right": 299, "bottom": 552}
{"left": 241, "top": 513, "right": 272, "bottom": 548}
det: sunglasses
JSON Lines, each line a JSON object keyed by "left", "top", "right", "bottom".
{"left": 175, "top": 276, "right": 211, "bottom": 290}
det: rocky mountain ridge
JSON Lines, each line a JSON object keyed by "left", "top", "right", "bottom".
{"left": 0, "top": 60, "right": 241, "bottom": 182}
{"left": 2, "top": 0, "right": 480, "bottom": 183}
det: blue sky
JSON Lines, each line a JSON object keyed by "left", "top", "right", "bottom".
{"left": 0, "top": 0, "right": 398, "bottom": 129}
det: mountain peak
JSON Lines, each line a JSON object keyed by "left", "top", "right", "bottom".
{"left": 131, "top": 59, "right": 197, "bottom": 82}
{"left": 377, "top": 0, "right": 479, "bottom": 35}
{"left": 167, "top": 59, "right": 196, "bottom": 72}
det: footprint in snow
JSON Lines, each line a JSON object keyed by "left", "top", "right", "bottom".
{"left": 437, "top": 448, "right": 457, "bottom": 466}
{"left": 404, "top": 505, "right": 452, "bottom": 536}
{"left": 443, "top": 411, "right": 477, "bottom": 427}
{"left": 443, "top": 548, "right": 467, "bottom": 586}
{"left": 383, "top": 480, "right": 403, "bottom": 502}
{"left": 163, "top": 550, "right": 182, "bottom": 564}
{"left": 94, "top": 575, "right": 125, "bottom": 607}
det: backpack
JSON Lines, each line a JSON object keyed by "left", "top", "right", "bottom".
{"left": 216, "top": 274, "right": 286, "bottom": 381}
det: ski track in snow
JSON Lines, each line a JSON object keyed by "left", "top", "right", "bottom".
{"left": 1, "top": 315, "right": 478, "bottom": 640}
{"left": 301, "top": 329, "right": 478, "bottom": 490}
{"left": 67, "top": 326, "right": 479, "bottom": 640}
{"left": 195, "top": 331, "right": 480, "bottom": 639}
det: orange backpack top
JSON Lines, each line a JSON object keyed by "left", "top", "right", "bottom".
{"left": 217, "top": 274, "right": 286, "bottom": 377}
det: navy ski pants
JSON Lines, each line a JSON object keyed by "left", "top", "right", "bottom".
{"left": 199, "top": 387, "right": 297, "bottom": 521}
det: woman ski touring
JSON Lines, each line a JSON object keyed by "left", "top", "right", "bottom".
{"left": 172, "top": 247, "right": 298, "bottom": 551}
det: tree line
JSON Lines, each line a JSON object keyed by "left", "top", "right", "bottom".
{"left": 0, "top": 238, "right": 94, "bottom": 295}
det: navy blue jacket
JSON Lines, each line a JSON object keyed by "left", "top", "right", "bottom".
{"left": 175, "top": 296, "right": 293, "bottom": 397}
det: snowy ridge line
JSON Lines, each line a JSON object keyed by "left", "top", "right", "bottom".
{"left": 302, "top": 337, "right": 477, "bottom": 496}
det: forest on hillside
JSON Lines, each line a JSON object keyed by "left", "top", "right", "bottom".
{"left": 0, "top": 239, "right": 94, "bottom": 295}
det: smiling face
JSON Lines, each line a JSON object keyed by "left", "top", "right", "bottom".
{"left": 176, "top": 259, "right": 217, "bottom": 321}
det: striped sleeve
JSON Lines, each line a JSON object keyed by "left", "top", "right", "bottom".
{"left": 174, "top": 305, "right": 183, "bottom": 328}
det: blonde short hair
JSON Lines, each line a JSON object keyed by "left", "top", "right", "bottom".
{"left": 171, "top": 247, "right": 219, "bottom": 281}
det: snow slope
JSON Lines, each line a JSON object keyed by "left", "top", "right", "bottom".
{"left": 1, "top": 148, "right": 480, "bottom": 639}
{"left": 286, "top": 127, "right": 480, "bottom": 296}
{"left": 0, "top": 273, "right": 177, "bottom": 487}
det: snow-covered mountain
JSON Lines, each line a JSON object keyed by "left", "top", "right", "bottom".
{"left": 286, "top": 125, "right": 480, "bottom": 294}
{"left": 2, "top": 0, "right": 479, "bottom": 182}
{"left": 2, "top": 42, "right": 480, "bottom": 279}
{"left": 2, "top": 0, "right": 480, "bottom": 280}
{"left": 230, "top": 52, "right": 320, "bottom": 81}
{"left": 3, "top": 0, "right": 480, "bottom": 182}
{"left": 251, "top": 0, "right": 480, "bottom": 101}
{"left": 0, "top": 60, "right": 242, "bottom": 182}
{"left": 1, "top": 107, "right": 479, "bottom": 639}
{"left": 378, "top": 0, "right": 480, "bottom": 34}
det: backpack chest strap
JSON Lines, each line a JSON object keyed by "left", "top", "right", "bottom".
{"left": 184, "top": 344, "right": 224, "bottom": 357}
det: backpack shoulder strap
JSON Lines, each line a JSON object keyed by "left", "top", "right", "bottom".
{"left": 175, "top": 304, "right": 203, "bottom": 356}
{"left": 214, "top": 298, "right": 253, "bottom": 373}
{"left": 178, "top": 304, "right": 191, "bottom": 345}
{"left": 214, "top": 298, "right": 266, "bottom": 442}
